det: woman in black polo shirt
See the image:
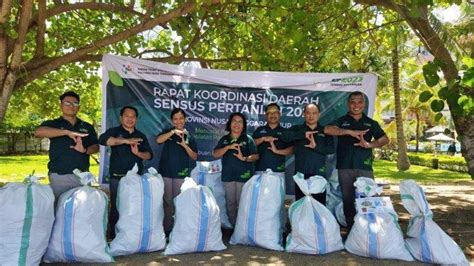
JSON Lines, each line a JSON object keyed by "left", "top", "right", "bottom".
{"left": 213, "top": 112, "right": 259, "bottom": 226}
{"left": 156, "top": 108, "right": 198, "bottom": 231}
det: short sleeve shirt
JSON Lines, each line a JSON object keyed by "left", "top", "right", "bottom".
{"left": 284, "top": 123, "right": 335, "bottom": 176}
{"left": 252, "top": 125, "right": 292, "bottom": 172}
{"left": 157, "top": 128, "right": 197, "bottom": 178}
{"left": 40, "top": 117, "right": 98, "bottom": 175}
{"left": 214, "top": 134, "right": 257, "bottom": 182}
{"left": 329, "top": 113, "right": 386, "bottom": 170}
{"left": 98, "top": 126, "right": 153, "bottom": 177}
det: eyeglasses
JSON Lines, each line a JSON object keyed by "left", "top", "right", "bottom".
{"left": 62, "top": 101, "right": 80, "bottom": 107}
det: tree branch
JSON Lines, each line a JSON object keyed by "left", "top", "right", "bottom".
{"left": 35, "top": 0, "right": 46, "bottom": 58}
{"left": 19, "top": 1, "right": 211, "bottom": 88}
{"left": 0, "top": 0, "right": 13, "bottom": 89}
{"left": 0, "top": 0, "right": 13, "bottom": 25}
{"left": 29, "top": 2, "right": 145, "bottom": 29}
{"left": 139, "top": 49, "right": 174, "bottom": 57}
{"left": 148, "top": 56, "right": 252, "bottom": 64}
{"left": 144, "top": 0, "right": 154, "bottom": 19}
{"left": 11, "top": 0, "right": 33, "bottom": 70}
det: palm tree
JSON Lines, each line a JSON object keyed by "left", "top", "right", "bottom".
{"left": 391, "top": 27, "right": 410, "bottom": 170}
{"left": 403, "top": 63, "right": 437, "bottom": 152}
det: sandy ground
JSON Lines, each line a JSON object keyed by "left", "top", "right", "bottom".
{"left": 45, "top": 181, "right": 474, "bottom": 265}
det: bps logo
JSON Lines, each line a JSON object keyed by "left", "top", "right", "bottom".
{"left": 331, "top": 76, "right": 363, "bottom": 86}
{"left": 122, "top": 64, "right": 132, "bottom": 74}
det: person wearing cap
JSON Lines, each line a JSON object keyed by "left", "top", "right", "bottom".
{"left": 324, "top": 91, "right": 389, "bottom": 230}
{"left": 213, "top": 112, "right": 259, "bottom": 226}
{"left": 34, "top": 91, "right": 99, "bottom": 201}
{"left": 253, "top": 103, "right": 293, "bottom": 175}
{"left": 156, "top": 108, "right": 198, "bottom": 232}
{"left": 282, "top": 103, "right": 334, "bottom": 204}
{"left": 99, "top": 105, "right": 153, "bottom": 239}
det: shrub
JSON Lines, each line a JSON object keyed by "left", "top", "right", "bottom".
{"left": 407, "top": 153, "right": 468, "bottom": 173}
{"left": 378, "top": 150, "right": 468, "bottom": 173}
{"left": 424, "top": 143, "right": 435, "bottom": 153}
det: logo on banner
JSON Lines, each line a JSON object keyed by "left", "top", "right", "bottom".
{"left": 331, "top": 76, "right": 363, "bottom": 86}
{"left": 122, "top": 64, "right": 132, "bottom": 74}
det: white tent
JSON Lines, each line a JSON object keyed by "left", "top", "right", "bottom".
{"left": 427, "top": 133, "right": 454, "bottom": 142}
{"left": 425, "top": 126, "right": 446, "bottom": 134}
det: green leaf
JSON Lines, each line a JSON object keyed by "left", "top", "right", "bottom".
{"left": 462, "top": 57, "right": 474, "bottom": 68}
{"left": 458, "top": 95, "right": 469, "bottom": 105}
{"left": 108, "top": 71, "right": 123, "bottom": 87}
{"left": 419, "top": 90, "right": 433, "bottom": 102}
{"left": 422, "top": 62, "right": 440, "bottom": 87}
{"left": 438, "top": 86, "right": 449, "bottom": 100}
{"left": 461, "top": 67, "right": 474, "bottom": 88}
{"left": 434, "top": 112, "right": 443, "bottom": 121}
{"left": 430, "top": 99, "right": 445, "bottom": 112}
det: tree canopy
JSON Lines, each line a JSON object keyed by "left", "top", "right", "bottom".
{"left": 1, "top": 0, "right": 472, "bottom": 176}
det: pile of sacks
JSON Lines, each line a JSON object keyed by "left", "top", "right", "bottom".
{"left": 0, "top": 166, "right": 469, "bottom": 264}
{"left": 345, "top": 177, "right": 468, "bottom": 264}
{"left": 344, "top": 177, "right": 413, "bottom": 261}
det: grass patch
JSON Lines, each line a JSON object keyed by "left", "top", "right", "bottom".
{"left": 373, "top": 159, "right": 471, "bottom": 183}
{"left": 0, "top": 155, "right": 470, "bottom": 185}
{"left": 0, "top": 155, "right": 99, "bottom": 185}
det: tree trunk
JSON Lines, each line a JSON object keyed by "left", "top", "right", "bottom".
{"left": 392, "top": 43, "right": 410, "bottom": 170}
{"left": 0, "top": 73, "right": 17, "bottom": 122}
{"left": 415, "top": 112, "right": 420, "bottom": 153}
{"left": 457, "top": 115, "right": 474, "bottom": 179}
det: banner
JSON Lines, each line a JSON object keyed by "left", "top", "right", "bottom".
{"left": 100, "top": 54, "right": 377, "bottom": 186}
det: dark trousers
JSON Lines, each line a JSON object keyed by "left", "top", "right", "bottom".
{"left": 338, "top": 169, "right": 374, "bottom": 230}
{"left": 294, "top": 173, "right": 326, "bottom": 205}
{"left": 108, "top": 177, "right": 121, "bottom": 240}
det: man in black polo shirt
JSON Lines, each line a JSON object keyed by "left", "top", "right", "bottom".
{"left": 99, "top": 106, "right": 153, "bottom": 239}
{"left": 253, "top": 103, "right": 293, "bottom": 176}
{"left": 34, "top": 91, "right": 99, "bottom": 201}
{"left": 324, "top": 91, "right": 389, "bottom": 230}
{"left": 282, "top": 103, "right": 334, "bottom": 204}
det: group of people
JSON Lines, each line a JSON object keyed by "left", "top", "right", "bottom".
{"left": 35, "top": 90, "right": 388, "bottom": 239}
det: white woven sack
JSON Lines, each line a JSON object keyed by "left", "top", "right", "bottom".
{"left": 285, "top": 173, "right": 343, "bottom": 254}
{"left": 0, "top": 175, "right": 55, "bottom": 266}
{"left": 230, "top": 169, "right": 285, "bottom": 251}
{"left": 164, "top": 178, "right": 226, "bottom": 255}
{"left": 190, "top": 160, "right": 232, "bottom": 228}
{"left": 325, "top": 170, "right": 343, "bottom": 214}
{"left": 400, "top": 180, "right": 468, "bottom": 265}
{"left": 345, "top": 177, "right": 413, "bottom": 261}
{"left": 110, "top": 165, "right": 166, "bottom": 256}
{"left": 335, "top": 201, "right": 347, "bottom": 227}
{"left": 43, "top": 170, "right": 113, "bottom": 263}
